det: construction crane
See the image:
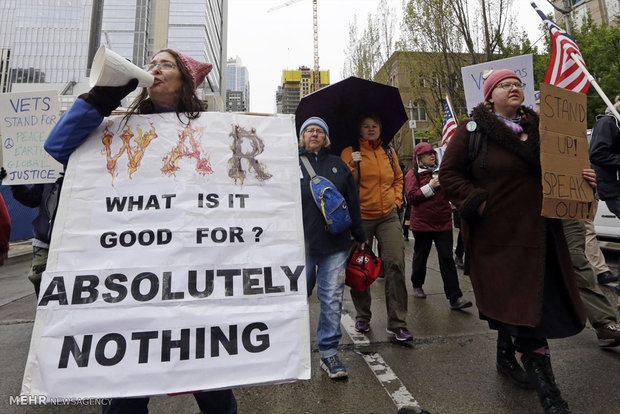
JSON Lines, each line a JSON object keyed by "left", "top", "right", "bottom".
{"left": 268, "top": 0, "right": 321, "bottom": 92}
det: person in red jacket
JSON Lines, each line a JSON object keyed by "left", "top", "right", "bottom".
{"left": 0, "top": 193, "right": 10, "bottom": 265}
{"left": 405, "top": 142, "right": 471, "bottom": 310}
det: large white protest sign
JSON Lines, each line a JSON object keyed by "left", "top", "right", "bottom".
{"left": 461, "top": 54, "right": 535, "bottom": 115}
{"left": 0, "top": 90, "right": 63, "bottom": 184}
{"left": 21, "top": 111, "right": 311, "bottom": 398}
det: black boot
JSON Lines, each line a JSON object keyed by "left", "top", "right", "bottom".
{"left": 521, "top": 352, "right": 571, "bottom": 414}
{"left": 496, "top": 331, "right": 534, "bottom": 389}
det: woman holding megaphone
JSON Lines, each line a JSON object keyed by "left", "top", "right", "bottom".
{"left": 45, "top": 48, "right": 212, "bottom": 164}
{"left": 43, "top": 49, "right": 237, "bottom": 414}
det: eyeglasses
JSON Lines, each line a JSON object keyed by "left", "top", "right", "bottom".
{"left": 304, "top": 128, "right": 326, "bottom": 136}
{"left": 496, "top": 82, "right": 526, "bottom": 90}
{"left": 144, "top": 62, "right": 177, "bottom": 72}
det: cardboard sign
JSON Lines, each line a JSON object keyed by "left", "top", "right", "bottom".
{"left": 0, "top": 91, "right": 63, "bottom": 184}
{"left": 461, "top": 55, "right": 535, "bottom": 114}
{"left": 539, "top": 83, "right": 594, "bottom": 220}
{"left": 21, "top": 111, "right": 311, "bottom": 398}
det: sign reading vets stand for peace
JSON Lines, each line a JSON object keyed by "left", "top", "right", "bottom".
{"left": 0, "top": 90, "right": 63, "bottom": 184}
{"left": 21, "top": 111, "right": 311, "bottom": 399}
{"left": 539, "top": 83, "right": 594, "bottom": 220}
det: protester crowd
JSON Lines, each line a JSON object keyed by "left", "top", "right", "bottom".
{"left": 1, "top": 56, "right": 619, "bottom": 414}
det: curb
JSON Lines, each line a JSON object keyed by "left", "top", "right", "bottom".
{"left": 6, "top": 239, "right": 32, "bottom": 265}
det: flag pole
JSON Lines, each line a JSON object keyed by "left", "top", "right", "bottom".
{"left": 570, "top": 52, "right": 620, "bottom": 121}
{"left": 446, "top": 95, "right": 456, "bottom": 122}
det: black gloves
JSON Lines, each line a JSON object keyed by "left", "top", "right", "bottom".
{"left": 80, "top": 78, "right": 139, "bottom": 117}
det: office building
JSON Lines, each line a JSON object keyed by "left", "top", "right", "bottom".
{"left": 0, "top": 0, "right": 92, "bottom": 97}
{"left": 0, "top": 0, "right": 228, "bottom": 110}
{"left": 225, "top": 56, "right": 249, "bottom": 111}
{"left": 276, "top": 66, "right": 329, "bottom": 114}
{"left": 552, "top": 0, "right": 619, "bottom": 26}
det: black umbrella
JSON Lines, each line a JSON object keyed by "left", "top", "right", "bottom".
{"left": 295, "top": 76, "right": 408, "bottom": 155}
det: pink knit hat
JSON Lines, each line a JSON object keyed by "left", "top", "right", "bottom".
{"left": 156, "top": 49, "right": 213, "bottom": 90}
{"left": 482, "top": 69, "right": 522, "bottom": 101}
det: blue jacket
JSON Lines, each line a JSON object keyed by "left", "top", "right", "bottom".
{"left": 299, "top": 147, "right": 365, "bottom": 256}
{"left": 44, "top": 98, "right": 104, "bottom": 165}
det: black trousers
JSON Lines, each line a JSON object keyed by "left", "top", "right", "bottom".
{"left": 411, "top": 230, "right": 463, "bottom": 300}
{"left": 455, "top": 229, "right": 464, "bottom": 258}
{"left": 101, "top": 389, "right": 237, "bottom": 414}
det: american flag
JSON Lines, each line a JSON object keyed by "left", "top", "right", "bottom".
{"left": 441, "top": 97, "right": 456, "bottom": 146}
{"left": 531, "top": 2, "right": 590, "bottom": 93}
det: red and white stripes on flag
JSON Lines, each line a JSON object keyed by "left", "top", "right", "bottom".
{"left": 441, "top": 97, "right": 456, "bottom": 146}
{"left": 531, "top": 2, "right": 590, "bottom": 94}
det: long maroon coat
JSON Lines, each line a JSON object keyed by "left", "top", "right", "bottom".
{"left": 405, "top": 142, "right": 452, "bottom": 232}
{"left": 440, "top": 104, "right": 585, "bottom": 334}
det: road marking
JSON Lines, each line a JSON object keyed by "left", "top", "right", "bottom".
{"left": 360, "top": 352, "right": 423, "bottom": 411}
{"left": 341, "top": 313, "right": 423, "bottom": 412}
{"left": 340, "top": 313, "right": 370, "bottom": 345}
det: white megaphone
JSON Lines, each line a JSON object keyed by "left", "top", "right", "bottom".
{"left": 89, "top": 45, "right": 154, "bottom": 88}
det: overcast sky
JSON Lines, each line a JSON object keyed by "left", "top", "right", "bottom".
{"left": 227, "top": 0, "right": 554, "bottom": 113}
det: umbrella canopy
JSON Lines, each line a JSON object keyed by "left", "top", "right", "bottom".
{"left": 295, "top": 76, "right": 408, "bottom": 156}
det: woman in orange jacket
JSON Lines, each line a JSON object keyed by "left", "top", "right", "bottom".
{"left": 341, "top": 114, "right": 412, "bottom": 342}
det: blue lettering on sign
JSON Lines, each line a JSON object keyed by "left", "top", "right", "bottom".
{"left": 471, "top": 72, "right": 483, "bottom": 90}
{"left": 4, "top": 116, "right": 39, "bottom": 128}
{"left": 8, "top": 169, "right": 56, "bottom": 181}
{"left": 8, "top": 96, "right": 51, "bottom": 113}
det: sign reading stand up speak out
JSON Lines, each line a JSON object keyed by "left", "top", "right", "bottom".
{"left": 539, "top": 83, "right": 594, "bottom": 220}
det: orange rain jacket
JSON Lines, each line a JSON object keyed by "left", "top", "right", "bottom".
{"left": 341, "top": 138, "right": 403, "bottom": 220}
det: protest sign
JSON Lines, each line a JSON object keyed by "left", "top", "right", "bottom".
{"left": 461, "top": 55, "right": 535, "bottom": 114}
{"left": 539, "top": 83, "right": 593, "bottom": 220}
{"left": 21, "top": 111, "right": 311, "bottom": 398}
{"left": 0, "top": 90, "right": 63, "bottom": 184}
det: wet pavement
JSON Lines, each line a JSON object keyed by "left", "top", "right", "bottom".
{"left": 1, "top": 237, "right": 619, "bottom": 413}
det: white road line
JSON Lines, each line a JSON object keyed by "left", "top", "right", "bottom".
{"left": 340, "top": 313, "right": 370, "bottom": 345}
{"left": 341, "top": 313, "right": 422, "bottom": 411}
{"left": 361, "top": 352, "right": 422, "bottom": 410}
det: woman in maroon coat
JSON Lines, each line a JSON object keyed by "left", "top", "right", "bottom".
{"left": 441, "top": 70, "right": 586, "bottom": 414}
{"left": 405, "top": 142, "right": 471, "bottom": 310}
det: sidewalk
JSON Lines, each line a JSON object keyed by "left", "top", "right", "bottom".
{"left": 6, "top": 239, "right": 32, "bottom": 262}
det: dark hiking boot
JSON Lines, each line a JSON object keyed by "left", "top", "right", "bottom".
{"left": 496, "top": 332, "right": 534, "bottom": 389}
{"left": 521, "top": 352, "right": 571, "bottom": 414}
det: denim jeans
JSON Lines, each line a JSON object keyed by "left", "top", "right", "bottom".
{"left": 306, "top": 249, "right": 348, "bottom": 359}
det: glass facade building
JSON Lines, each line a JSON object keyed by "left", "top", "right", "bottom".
{"left": 100, "top": 0, "right": 152, "bottom": 69}
{"left": 225, "top": 56, "right": 249, "bottom": 111}
{"left": 0, "top": 0, "right": 227, "bottom": 109}
{"left": 0, "top": 0, "right": 92, "bottom": 93}
{"left": 167, "top": 0, "right": 227, "bottom": 98}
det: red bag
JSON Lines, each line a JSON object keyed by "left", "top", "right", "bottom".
{"left": 345, "top": 245, "right": 382, "bottom": 292}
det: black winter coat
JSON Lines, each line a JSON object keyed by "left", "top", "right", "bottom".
{"left": 589, "top": 115, "right": 620, "bottom": 200}
{"left": 11, "top": 175, "right": 63, "bottom": 245}
{"left": 299, "top": 147, "right": 365, "bottom": 255}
